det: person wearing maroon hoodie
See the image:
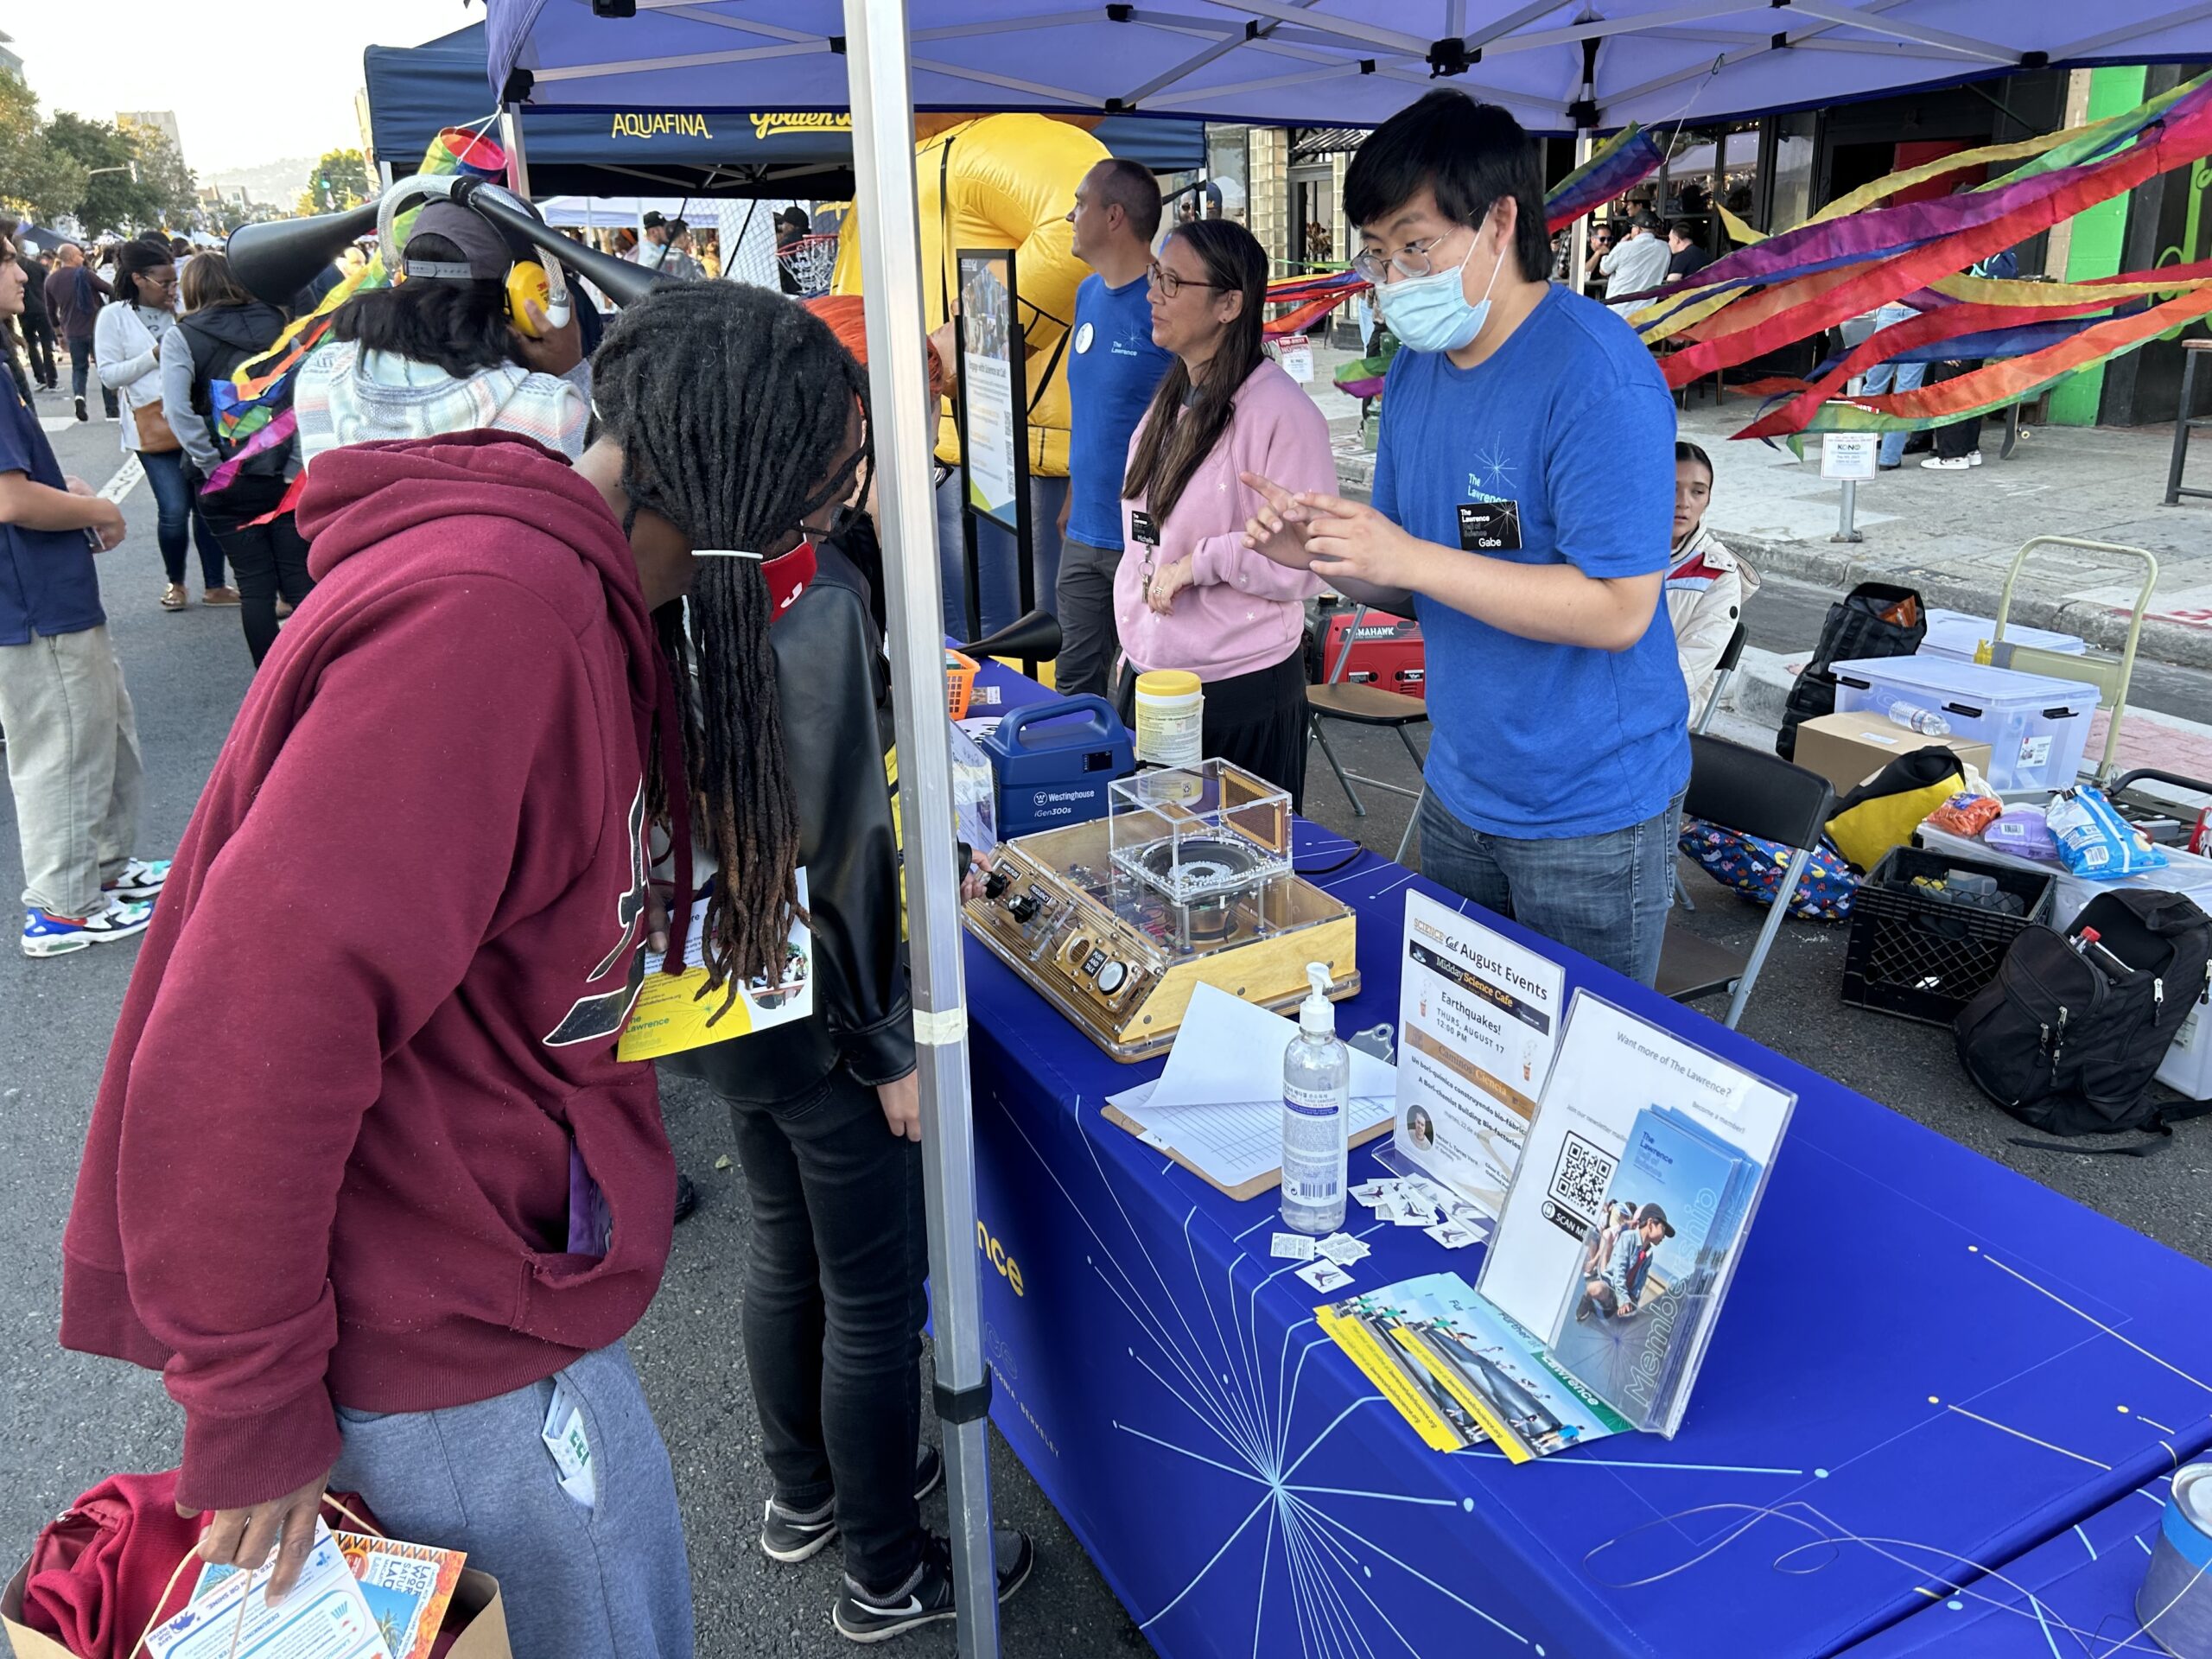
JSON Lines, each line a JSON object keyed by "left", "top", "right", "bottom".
{"left": 58, "top": 284, "right": 875, "bottom": 1657}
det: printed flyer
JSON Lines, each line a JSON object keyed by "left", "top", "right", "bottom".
{"left": 1392, "top": 892, "right": 1565, "bottom": 1218}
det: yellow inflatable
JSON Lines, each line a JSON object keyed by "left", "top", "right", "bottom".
{"left": 832, "top": 112, "right": 1107, "bottom": 478}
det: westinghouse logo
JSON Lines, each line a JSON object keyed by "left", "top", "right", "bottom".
{"left": 610, "top": 112, "right": 714, "bottom": 139}
{"left": 751, "top": 111, "right": 853, "bottom": 140}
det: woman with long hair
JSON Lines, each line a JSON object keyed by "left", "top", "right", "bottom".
{"left": 161, "top": 251, "right": 314, "bottom": 665}
{"left": 1115, "top": 217, "right": 1332, "bottom": 804}
{"left": 94, "top": 237, "right": 236, "bottom": 611}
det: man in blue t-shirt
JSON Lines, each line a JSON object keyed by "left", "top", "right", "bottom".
{"left": 1242, "top": 92, "right": 1689, "bottom": 986}
{"left": 0, "top": 233, "right": 168, "bottom": 958}
{"left": 1055, "top": 156, "right": 1173, "bottom": 697}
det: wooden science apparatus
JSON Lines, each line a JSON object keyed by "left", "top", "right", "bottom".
{"left": 963, "top": 760, "right": 1358, "bottom": 1059}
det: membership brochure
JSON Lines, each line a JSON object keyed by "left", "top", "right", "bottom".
{"left": 1318, "top": 1271, "right": 1629, "bottom": 1462}
{"left": 150, "top": 1523, "right": 393, "bottom": 1659}
{"left": 1477, "top": 991, "right": 1794, "bottom": 1439}
{"left": 1393, "top": 893, "right": 1565, "bottom": 1219}
{"left": 617, "top": 871, "right": 814, "bottom": 1062}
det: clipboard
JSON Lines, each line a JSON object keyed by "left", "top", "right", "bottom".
{"left": 1101, "top": 1102, "right": 1394, "bottom": 1202}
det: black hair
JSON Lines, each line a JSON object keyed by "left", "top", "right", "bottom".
{"left": 1092, "top": 156, "right": 1163, "bottom": 242}
{"left": 329, "top": 233, "right": 521, "bottom": 379}
{"left": 592, "top": 283, "right": 873, "bottom": 1005}
{"left": 1667, "top": 219, "right": 1697, "bottom": 242}
{"left": 1343, "top": 89, "right": 1549, "bottom": 283}
{"left": 1675, "top": 439, "right": 1713, "bottom": 478}
{"left": 1122, "top": 218, "right": 1266, "bottom": 524}
{"left": 112, "top": 237, "right": 174, "bottom": 308}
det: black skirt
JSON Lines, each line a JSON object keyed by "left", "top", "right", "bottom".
{"left": 1116, "top": 647, "right": 1310, "bottom": 813}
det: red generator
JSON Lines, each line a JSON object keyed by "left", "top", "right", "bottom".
{"left": 1318, "top": 608, "right": 1427, "bottom": 698}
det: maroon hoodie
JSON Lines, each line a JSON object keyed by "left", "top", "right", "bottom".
{"left": 61, "top": 431, "right": 677, "bottom": 1513}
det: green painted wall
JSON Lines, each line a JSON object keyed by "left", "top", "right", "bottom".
{"left": 2047, "top": 66, "right": 2148, "bottom": 426}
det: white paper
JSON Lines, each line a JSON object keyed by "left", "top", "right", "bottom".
{"left": 1106, "top": 984, "right": 1394, "bottom": 1192}
{"left": 1478, "top": 993, "right": 1793, "bottom": 1350}
{"left": 144, "top": 1525, "right": 392, "bottom": 1659}
{"left": 543, "top": 1376, "right": 597, "bottom": 1510}
{"left": 1821, "top": 431, "right": 1878, "bottom": 480}
{"left": 1275, "top": 334, "right": 1314, "bottom": 383}
{"left": 1270, "top": 1232, "right": 1318, "bottom": 1261}
{"left": 1297, "top": 1258, "right": 1352, "bottom": 1293}
{"left": 1393, "top": 893, "right": 1566, "bottom": 1219}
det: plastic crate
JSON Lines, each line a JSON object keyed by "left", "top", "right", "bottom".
{"left": 1840, "top": 845, "right": 2054, "bottom": 1025}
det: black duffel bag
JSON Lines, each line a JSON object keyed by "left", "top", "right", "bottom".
{"left": 1777, "top": 581, "right": 1925, "bottom": 760}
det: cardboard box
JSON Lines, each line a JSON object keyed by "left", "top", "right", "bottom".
{"left": 1790, "top": 712, "right": 1993, "bottom": 798}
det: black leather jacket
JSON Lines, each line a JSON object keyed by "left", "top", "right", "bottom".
{"left": 663, "top": 541, "right": 915, "bottom": 1104}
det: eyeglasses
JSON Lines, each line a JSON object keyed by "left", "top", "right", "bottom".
{"left": 1350, "top": 224, "right": 1473, "bottom": 286}
{"left": 1145, "top": 261, "right": 1225, "bottom": 301}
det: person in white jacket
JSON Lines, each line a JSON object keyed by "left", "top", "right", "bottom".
{"left": 93, "top": 238, "right": 234, "bottom": 611}
{"left": 1665, "top": 440, "right": 1758, "bottom": 717}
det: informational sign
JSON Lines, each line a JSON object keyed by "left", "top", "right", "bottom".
{"left": 1393, "top": 892, "right": 1566, "bottom": 1218}
{"left": 958, "top": 248, "right": 1020, "bottom": 531}
{"left": 1821, "top": 431, "right": 1878, "bottom": 480}
{"left": 1275, "top": 333, "right": 1314, "bottom": 383}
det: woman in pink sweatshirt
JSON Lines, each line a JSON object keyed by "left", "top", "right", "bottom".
{"left": 1115, "top": 218, "right": 1331, "bottom": 805}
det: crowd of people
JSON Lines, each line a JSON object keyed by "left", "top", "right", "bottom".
{"left": 0, "top": 87, "right": 1831, "bottom": 1657}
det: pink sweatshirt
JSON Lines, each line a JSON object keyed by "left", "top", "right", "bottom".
{"left": 1115, "top": 359, "right": 1331, "bottom": 683}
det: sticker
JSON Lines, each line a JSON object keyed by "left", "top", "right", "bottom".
{"left": 1425, "top": 1220, "right": 1480, "bottom": 1249}
{"left": 1271, "top": 1232, "right": 1319, "bottom": 1261}
{"left": 1317, "top": 1233, "right": 1370, "bottom": 1266}
{"left": 1456, "top": 499, "right": 1522, "bottom": 552}
{"left": 1130, "top": 509, "right": 1160, "bottom": 547}
{"left": 1074, "top": 321, "right": 1095, "bottom": 354}
{"left": 1297, "top": 1259, "right": 1354, "bottom": 1293}
{"left": 2018, "top": 734, "right": 2053, "bottom": 769}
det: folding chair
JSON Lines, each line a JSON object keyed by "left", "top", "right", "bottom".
{"left": 1306, "top": 603, "right": 1429, "bottom": 863}
{"left": 1656, "top": 733, "right": 1833, "bottom": 1030}
{"left": 1674, "top": 621, "right": 1751, "bottom": 912}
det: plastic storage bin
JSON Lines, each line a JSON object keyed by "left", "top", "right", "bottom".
{"left": 1841, "top": 845, "right": 2054, "bottom": 1025}
{"left": 1920, "top": 609, "right": 2087, "bottom": 664}
{"left": 1831, "top": 656, "right": 2099, "bottom": 791}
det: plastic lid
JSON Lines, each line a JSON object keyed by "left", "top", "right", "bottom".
{"left": 1829, "top": 655, "right": 2101, "bottom": 707}
{"left": 1135, "top": 670, "right": 1202, "bottom": 700}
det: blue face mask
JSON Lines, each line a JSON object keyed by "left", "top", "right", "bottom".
{"left": 1374, "top": 230, "right": 1506, "bottom": 355}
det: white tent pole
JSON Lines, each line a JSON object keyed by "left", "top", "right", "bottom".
{"left": 498, "top": 103, "right": 533, "bottom": 197}
{"left": 841, "top": 2, "right": 1003, "bottom": 1655}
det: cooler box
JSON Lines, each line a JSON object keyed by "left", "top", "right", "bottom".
{"left": 1916, "top": 822, "right": 2212, "bottom": 1100}
{"left": 1920, "top": 609, "right": 2088, "bottom": 664}
{"left": 1831, "top": 656, "right": 2099, "bottom": 791}
{"left": 1319, "top": 609, "right": 1426, "bottom": 697}
{"left": 977, "top": 695, "right": 1135, "bottom": 839}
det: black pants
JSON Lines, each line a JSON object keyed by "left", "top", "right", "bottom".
{"left": 1117, "top": 645, "right": 1311, "bottom": 811}
{"left": 1933, "top": 359, "right": 1986, "bottom": 459}
{"left": 67, "top": 339, "right": 118, "bottom": 416}
{"left": 210, "top": 511, "right": 315, "bottom": 665}
{"left": 728, "top": 1065, "right": 926, "bottom": 1593}
{"left": 19, "top": 313, "right": 56, "bottom": 386}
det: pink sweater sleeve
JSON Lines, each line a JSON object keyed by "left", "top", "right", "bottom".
{"left": 1188, "top": 373, "right": 1332, "bottom": 601}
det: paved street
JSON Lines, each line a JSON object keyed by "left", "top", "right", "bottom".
{"left": 3, "top": 376, "right": 2209, "bottom": 1658}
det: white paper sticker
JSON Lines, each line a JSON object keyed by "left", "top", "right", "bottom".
{"left": 2018, "top": 734, "right": 2053, "bottom": 768}
{"left": 1296, "top": 1258, "right": 1353, "bottom": 1293}
{"left": 1271, "top": 1231, "right": 1319, "bottom": 1260}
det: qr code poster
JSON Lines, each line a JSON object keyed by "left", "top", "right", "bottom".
{"left": 1541, "top": 1132, "right": 1615, "bottom": 1243}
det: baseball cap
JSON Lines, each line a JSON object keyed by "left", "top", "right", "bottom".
{"left": 1635, "top": 1203, "right": 1675, "bottom": 1237}
{"left": 642, "top": 210, "right": 666, "bottom": 230}
{"left": 402, "top": 200, "right": 512, "bottom": 283}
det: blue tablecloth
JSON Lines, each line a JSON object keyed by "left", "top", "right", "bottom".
{"left": 958, "top": 670, "right": 2212, "bottom": 1658}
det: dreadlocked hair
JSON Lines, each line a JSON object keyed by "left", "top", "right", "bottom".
{"left": 592, "top": 282, "right": 873, "bottom": 1011}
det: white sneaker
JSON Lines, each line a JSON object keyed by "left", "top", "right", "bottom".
{"left": 1920, "top": 455, "right": 1973, "bottom": 471}
{"left": 1967, "top": 449, "right": 1984, "bottom": 467}
{"left": 22, "top": 899, "right": 155, "bottom": 957}
{"left": 103, "top": 857, "right": 170, "bottom": 902}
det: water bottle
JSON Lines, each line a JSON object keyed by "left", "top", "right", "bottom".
{"left": 1281, "top": 963, "right": 1350, "bottom": 1236}
{"left": 1885, "top": 700, "right": 1951, "bottom": 736}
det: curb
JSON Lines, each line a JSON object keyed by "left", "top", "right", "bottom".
{"left": 1717, "top": 529, "right": 2212, "bottom": 674}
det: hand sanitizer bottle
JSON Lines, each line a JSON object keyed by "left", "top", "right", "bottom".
{"left": 1281, "top": 963, "right": 1350, "bottom": 1236}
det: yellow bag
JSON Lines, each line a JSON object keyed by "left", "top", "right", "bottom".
{"left": 1825, "top": 747, "right": 1968, "bottom": 873}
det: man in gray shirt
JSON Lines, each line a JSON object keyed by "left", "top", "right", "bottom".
{"left": 1599, "top": 213, "right": 1671, "bottom": 320}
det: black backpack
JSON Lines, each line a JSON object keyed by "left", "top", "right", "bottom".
{"left": 1954, "top": 889, "right": 2212, "bottom": 1150}
{"left": 1777, "top": 582, "right": 1926, "bottom": 760}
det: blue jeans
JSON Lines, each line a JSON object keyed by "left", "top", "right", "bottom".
{"left": 1859, "top": 305, "right": 1925, "bottom": 467}
{"left": 1415, "top": 788, "right": 1686, "bottom": 987}
{"left": 137, "top": 448, "right": 227, "bottom": 590}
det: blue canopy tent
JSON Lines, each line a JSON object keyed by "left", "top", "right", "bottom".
{"left": 365, "top": 22, "right": 1203, "bottom": 199}
{"left": 480, "top": 8, "right": 2212, "bottom": 1657}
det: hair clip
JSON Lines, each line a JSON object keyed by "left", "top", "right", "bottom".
{"left": 690, "top": 549, "right": 765, "bottom": 560}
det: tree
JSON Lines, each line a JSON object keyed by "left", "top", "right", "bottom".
{"left": 305, "top": 149, "right": 372, "bottom": 213}
{"left": 118, "top": 118, "right": 200, "bottom": 232}
{"left": 46, "top": 111, "right": 142, "bottom": 237}
{"left": 0, "top": 72, "right": 88, "bottom": 223}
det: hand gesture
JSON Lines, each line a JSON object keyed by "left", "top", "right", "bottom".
{"left": 1300, "top": 493, "right": 1428, "bottom": 592}
{"left": 1236, "top": 471, "right": 1316, "bottom": 569}
{"left": 1145, "top": 557, "right": 1194, "bottom": 615}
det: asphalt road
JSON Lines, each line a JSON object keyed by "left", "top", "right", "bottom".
{"left": 2, "top": 386, "right": 2207, "bottom": 1656}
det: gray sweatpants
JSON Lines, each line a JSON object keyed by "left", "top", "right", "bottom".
{"left": 1052, "top": 535, "right": 1122, "bottom": 701}
{"left": 330, "top": 1342, "right": 695, "bottom": 1659}
{"left": 0, "top": 625, "right": 143, "bottom": 918}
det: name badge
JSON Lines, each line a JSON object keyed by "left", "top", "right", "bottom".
{"left": 1130, "top": 510, "right": 1160, "bottom": 548}
{"left": 1457, "top": 500, "right": 1523, "bottom": 552}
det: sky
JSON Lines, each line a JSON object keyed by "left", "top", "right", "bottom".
{"left": 9, "top": 0, "right": 483, "bottom": 175}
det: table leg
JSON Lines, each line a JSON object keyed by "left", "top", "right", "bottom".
{"left": 2169, "top": 348, "right": 2204, "bottom": 506}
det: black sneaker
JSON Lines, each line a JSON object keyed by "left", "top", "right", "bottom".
{"left": 673, "top": 1171, "right": 698, "bottom": 1224}
{"left": 74, "top": 396, "right": 86, "bottom": 422}
{"left": 760, "top": 1446, "right": 947, "bottom": 1564}
{"left": 832, "top": 1530, "right": 1033, "bottom": 1644}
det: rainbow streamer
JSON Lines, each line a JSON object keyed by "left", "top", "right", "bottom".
{"left": 1544, "top": 125, "right": 1663, "bottom": 234}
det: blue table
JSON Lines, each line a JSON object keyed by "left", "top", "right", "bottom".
{"left": 958, "top": 669, "right": 2212, "bottom": 1657}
